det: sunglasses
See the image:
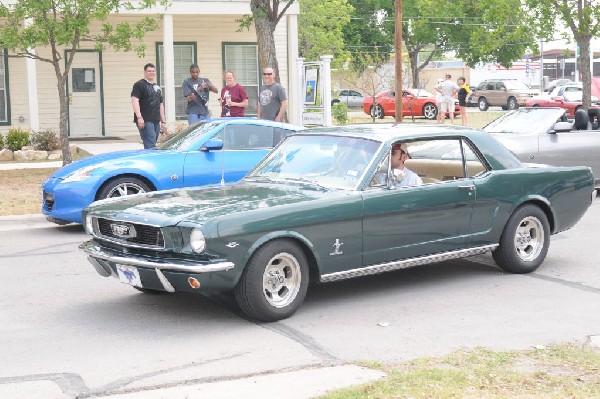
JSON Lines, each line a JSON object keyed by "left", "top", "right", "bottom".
{"left": 262, "top": 72, "right": 273, "bottom": 76}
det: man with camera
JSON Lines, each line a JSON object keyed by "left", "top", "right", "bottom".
{"left": 182, "top": 64, "right": 218, "bottom": 124}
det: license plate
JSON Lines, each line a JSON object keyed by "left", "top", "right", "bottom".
{"left": 116, "top": 265, "right": 143, "bottom": 288}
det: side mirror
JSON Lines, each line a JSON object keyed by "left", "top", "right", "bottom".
{"left": 201, "top": 139, "right": 224, "bottom": 152}
{"left": 552, "top": 121, "right": 572, "bottom": 134}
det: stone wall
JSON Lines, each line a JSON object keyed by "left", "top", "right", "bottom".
{"left": 0, "top": 145, "right": 79, "bottom": 162}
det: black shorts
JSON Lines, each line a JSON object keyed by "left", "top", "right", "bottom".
{"left": 458, "top": 98, "right": 467, "bottom": 106}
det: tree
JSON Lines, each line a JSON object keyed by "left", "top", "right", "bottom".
{"left": 344, "top": 0, "right": 536, "bottom": 88}
{"left": 238, "top": 0, "right": 296, "bottom": 83}
{"left": 525, "top": 0, "right": 600, "bottom": 108}
{"left": 0, "top": 0, "right": 165, "bottom": 165}
{"left": 298, "top": 0, "right": 353, "bottom": 69}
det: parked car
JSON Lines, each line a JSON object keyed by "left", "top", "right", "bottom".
{"left": 544, "top": 78, "right": 572, "bottom": 93}
{"left": 42, "top": 118, "right": 303, "bottom": 225}
{"left": 80, "top": 123, "right": 594, "bottom": 322}
{"left": 331, "top": 89, "right": 364, "bottom": 107}
{"left": 525, "top": 84, "right": 600, "bottom": 117}
{"left": 483, "top": 107, "right": 600, "bottom": 188}
{"left": 363, "top": 88, "right": 459, "bottom": 120}
{"left": 466, "top": 85, "right": 478, "bottom": 107}
{"left": 473, "top": 79, "right": 538, "bottom": 111}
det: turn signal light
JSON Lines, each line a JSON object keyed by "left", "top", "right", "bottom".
{"left": 188, "top": 277, "right": 201, "bottom": 289}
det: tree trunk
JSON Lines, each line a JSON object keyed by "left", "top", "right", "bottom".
{"left": 578, "top": 36, "right": 592, "bottom": 109}
{"left": 56, "top": 75, "right": 72, "bottom": 165}
{"left": 252, "top": 3, "right": 280, "bottom": 80}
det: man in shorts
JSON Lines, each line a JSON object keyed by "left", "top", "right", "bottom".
{"left": 435, "top": 74, "right": 459, "bottom": 124}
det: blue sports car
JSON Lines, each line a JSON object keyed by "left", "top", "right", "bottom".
{"left": 42, "top": 118, "right": 303, "bottom": 225}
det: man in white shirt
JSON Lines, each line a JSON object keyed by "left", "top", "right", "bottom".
{"left": 435, "top": 74, "right": 459, "bottom": 124}
{"left": 373, "top": 143, "right": 423, "bottom": 187}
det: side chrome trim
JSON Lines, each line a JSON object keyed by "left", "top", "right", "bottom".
{"left": 320, "top": 244, "right": 498, "bottom": 283}
{"left": 80, "top": 240, "right": 235, "bottom": 274}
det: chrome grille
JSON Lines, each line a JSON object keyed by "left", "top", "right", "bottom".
{"left": 95, "top": 218, "right": 165, "bottom": 248}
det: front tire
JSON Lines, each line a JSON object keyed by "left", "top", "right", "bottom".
{"left": 97, "top": 177, "right": 152, "bottom": 200}
{"left": 507, "top": 97, "right": 519, "bottom": 110}
{"left": 422, "top": 103, "right": 438, "bottom": 120}
{"left": 234, "top": 239, "right": 309, "bottom": 322}
{"left": 492, "top": 204, "right": 550, "bottom": 274}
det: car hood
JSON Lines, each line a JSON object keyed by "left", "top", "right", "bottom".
{"left": 84, "top": 181, "right": 331, "bottom": 227}
{"left": 49, "top": 149, "right": 167, "bottom": 179}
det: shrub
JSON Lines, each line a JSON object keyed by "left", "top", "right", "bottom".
{"left": 30, "top": 129, "right": 61, "bottom": 151}
{"left": 332, "top": 102, "right": 349, "bottom": 125}
{"left": 0, "top": 133, "right": 4, "bottom": 149}
{"left": 6, "top": 128, "right": 30, "bottom": 152}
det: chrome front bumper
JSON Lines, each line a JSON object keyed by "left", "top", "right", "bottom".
{"left": 80, "top": 240, "right": 235, "bottom": 276}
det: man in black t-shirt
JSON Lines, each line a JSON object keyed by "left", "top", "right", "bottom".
{"left": 131, "top": 63, "right": 166, "bottom": 149}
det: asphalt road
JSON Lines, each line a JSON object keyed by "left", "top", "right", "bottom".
{"left": 1, "top": 195, "right": 599, "bottom": 398}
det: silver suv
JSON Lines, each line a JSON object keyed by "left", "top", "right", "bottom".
{"left": 331, "top": 89, "right": 364, "bottom": 107}
{"left": 473, "top": 79, "right": 538, "bottom": 111}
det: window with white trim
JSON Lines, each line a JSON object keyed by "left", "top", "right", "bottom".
{"left": 224, "top": 43, "right": 259, "bottom": 116}
{"left": 157, "top": 43, "right": 196, "bottom": 119}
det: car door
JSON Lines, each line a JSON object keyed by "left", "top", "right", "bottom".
{"left": 348, "top": 90, "right": 363, "bottom": 107}
{"left": 361, "top": 138, "right": 476, "bottom": 265}
{"left": 182, "top": 124, "right": 276, "bottom": 187}
{"left": 536, "top": 130, "right": 600, "bottom": 181}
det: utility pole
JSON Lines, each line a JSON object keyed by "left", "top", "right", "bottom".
{"left": 395, "top": 0, "right": 403, "bottom": 122}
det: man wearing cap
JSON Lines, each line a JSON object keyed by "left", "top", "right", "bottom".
{"left": 373, "top": 143, "right": 423, "bottom": 187}
{"left": 435, "top": 74, "right": 459, "bottom": 124}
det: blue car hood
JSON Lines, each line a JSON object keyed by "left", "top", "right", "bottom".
{"left": 85, "top": 181, "right": 329, "bottom": 227}
{"left": 49, "top": 149, "right": 166, "bottom": 179}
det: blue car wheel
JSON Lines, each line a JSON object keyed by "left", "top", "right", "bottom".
{"left": 97, "top": 177, "right": 152, "bottom": 200}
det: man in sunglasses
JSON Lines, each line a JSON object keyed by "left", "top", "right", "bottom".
{"left": 373, "top": 143, "right": 423, "bottom": 187}
{"left": 258, "top": 67, "right": 288, "bottom": 122}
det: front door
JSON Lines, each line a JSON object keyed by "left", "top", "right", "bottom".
{"left": 68, "top": 51, "right": 103, "bottom": 137}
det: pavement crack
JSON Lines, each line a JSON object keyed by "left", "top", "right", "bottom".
{"left": 527, "top": 273, "right": 600, "bottom": 295}
{"left": 0, "top": 372, "right": 90, "bottom": 397}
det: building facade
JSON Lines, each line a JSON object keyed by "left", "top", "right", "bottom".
{"left": 0, "top": 1, "right": 300, "bottom": 138}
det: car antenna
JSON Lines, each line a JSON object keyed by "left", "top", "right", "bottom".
{"left": 220, "top": 145, "right": 225, "bottom": 185}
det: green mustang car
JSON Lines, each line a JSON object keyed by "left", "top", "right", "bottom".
{"left": 80, "top": 124, "right": 595, "bottom": 322}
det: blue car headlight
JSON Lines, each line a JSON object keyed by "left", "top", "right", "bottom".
{"left": 190, "top": 228, "right": 206, "bottom": 253}
{"left": 62, "top": 163, "right": 106, "bottom": 183}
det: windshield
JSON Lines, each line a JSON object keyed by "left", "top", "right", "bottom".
{"left": 504, "top": 80, "right": 530, "bottom": 90}
{"left": 157, "top": 121, "right": 222, "bottom": 151}
{"left": 483, "top": 108, "right": 566, "bottom": 135}
{"left": 247, "top": 135, "right": 381, "bottom": 190}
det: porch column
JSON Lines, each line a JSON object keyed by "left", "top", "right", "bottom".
{"left": 162, "top": 14, "right": 176, "bottom": 125}
{"left": 287, "top": 13, "right": 299, "bottom": 124}
{"left": 321, "top": 55, "right": 333, "bottom": 127}
{"left": 25, "top": 18, "right": 39, "bottom": 131}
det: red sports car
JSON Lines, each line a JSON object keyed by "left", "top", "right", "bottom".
{"left": 363, "top": 88, "right": 459, "bottom": 120}
{"left": 525, "top": 84, "right": 600, "bottom": 118}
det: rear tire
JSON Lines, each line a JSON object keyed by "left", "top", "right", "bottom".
{"left": 234, "top": 239, "right": 309, "bottom": 322}
{"left": 478, "top": 97, "right": 489, "bottom": 111}
{"left": 492, "top": 204, "right": 550, "bottom": 274}
{"left": 370, "top": 104, "right": 385, "bottom": 119}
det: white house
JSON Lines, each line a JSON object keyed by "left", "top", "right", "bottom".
{"left": 0, "top": 0, "right": 300, "bottom": 138}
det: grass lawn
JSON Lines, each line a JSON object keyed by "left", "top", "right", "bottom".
{"left": 0, "top": 167, "right": 58, "bottom": 216}
{"left": 321, "top": 343, "right": 600, "bottom": 398}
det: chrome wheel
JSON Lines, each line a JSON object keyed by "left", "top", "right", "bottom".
{"left": 513, "top": 216, "right": 544, "bottom": 262}
{"left": 423, "top": 103, "right": 437, "bottom": 119}
{"left": 371, "top": 104, "right": 384, "bottom": 119}
{"left": 262, "top": 252, "right": 302, "bottom": 308}
{"left": 106, "top": 182, "right": 148, "bottom": 197}
{"left": 507, "top": 97, "right": 519, "bottom": 110}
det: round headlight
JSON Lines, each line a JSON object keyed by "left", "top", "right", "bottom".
{"left": 190, "top": 228, "right": 206, "bottom": 253}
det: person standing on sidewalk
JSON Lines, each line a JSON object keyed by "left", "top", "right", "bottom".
{"left": 219, "top": 71, "right": 248, "bottom": 117}
{"left": 182, "top": 64, "right": 218, "bottom": 124}
{"left": 131, "top": 63, "right": 166, "bottom": 149}
{"left": 435, "top": 74, "right": 459, "bottom": 124}
{"left": 257, "top": 67, "right": 287, "bottom": 122}
{"left": 457, "top": 76, "right": 471, "bottom": 126}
